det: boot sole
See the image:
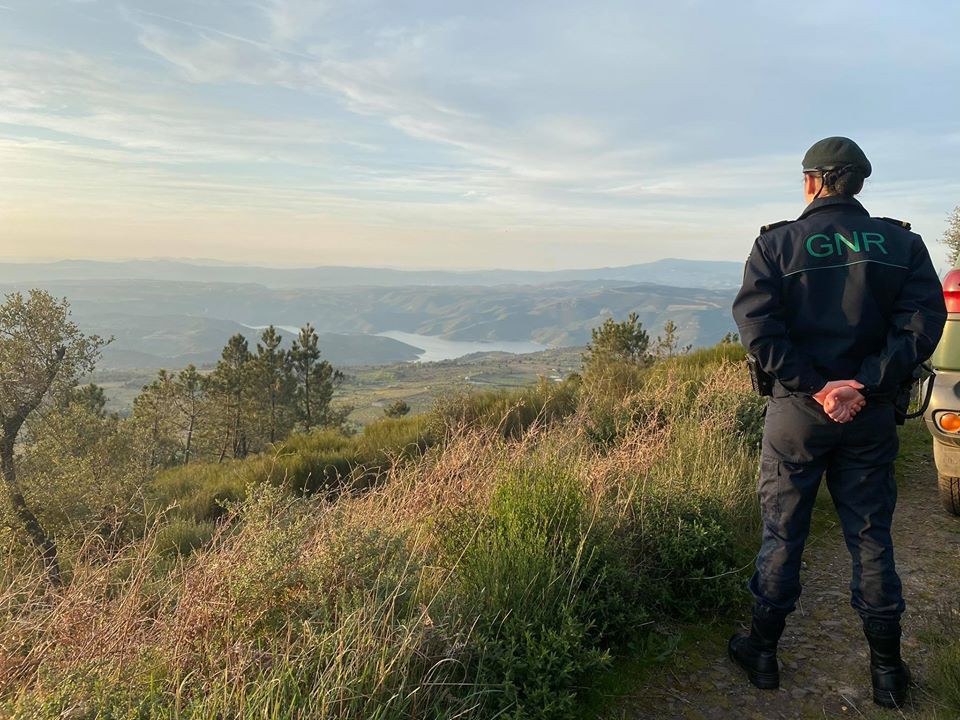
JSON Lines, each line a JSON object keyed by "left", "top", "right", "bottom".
{"left": 872, "top": 662, "right": 911, "bottom": 709}
{"left": 728, "top": 644, "right": 780, "bottom": 689}
{"left": 872, "top": 689, "right": 907, "bottom": 709}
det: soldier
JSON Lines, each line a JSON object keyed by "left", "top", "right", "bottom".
{"left": 729, "top": 137, "right": 947, "bottom": 708}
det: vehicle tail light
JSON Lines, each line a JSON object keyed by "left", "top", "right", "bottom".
{"left": 937, "top": 412, "right": 960, "bottom": 433}
{"left": 944, "top": 269, "right": 960, "bottom": 313}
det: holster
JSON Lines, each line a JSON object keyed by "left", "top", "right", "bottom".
{"left": 746, "top": 354, "right": 773, "bottom": 397}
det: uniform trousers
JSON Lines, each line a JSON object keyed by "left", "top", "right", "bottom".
{"left": 750, "top": 395, "right": 904, "bottom": 621}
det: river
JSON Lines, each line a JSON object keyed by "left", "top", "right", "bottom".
{"left": 375, "top": 331, "right": 548, "bottom": 363}
{"left": 248, "top": 326, "right": 548, "bottom": 363}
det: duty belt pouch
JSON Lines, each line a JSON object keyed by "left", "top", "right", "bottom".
{"left": 746, "top": 354, "right": 773, "bottom": 397}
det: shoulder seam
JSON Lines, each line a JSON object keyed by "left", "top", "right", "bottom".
{"left": 877, "top": 216, "right": 912, "bottom": 231}
{"left": 760, "top": 219, "right": 794, "bottom": 234}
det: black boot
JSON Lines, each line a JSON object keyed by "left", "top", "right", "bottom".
{"left": 728, "top": 604, "right": 786, "bottom": 689}
{"left": 863, "top": 618, "right": 911, "bottom": 709}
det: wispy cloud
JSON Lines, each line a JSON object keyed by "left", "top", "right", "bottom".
{"left": 0, "top": 0, "right": 958, "bottom": 268}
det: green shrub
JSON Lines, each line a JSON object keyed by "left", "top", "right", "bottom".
{"left": 261, "top": 417, "right": 432, "bottom": 492}
{"left": 639, "top": 492, "right": 743, "bottom": 616}
{"left": 354, "top": 415, "right": 434, "bottom": 465}
{"left": 152, "top": 417, "right": 435, "bottom": 528}
{"left": 733, "top": 393, "right": 766, "bottom": 451}
{"left": 153, "top": 517, "right": 216, "bottom": 558}
{"left": 271, "top": 427, "right": 355, "bottom": 455}
{"left": 931, "top": 640, "right": 960, "bottom": 715}
{"left": 927, "top": 603, "right": 960, "bottom": 715}
{"left": 444, "top": 459, "right": 647, "bottom": 719}
{"left": 153, "top": 461, "right": 249, "bottom": 522}
{"left": 600, "top": 357, "right": 760, "bottom": 617}
{"left": 657, "top": 342, "right": 746, "bottom": 371}
{"left": 265, "top": 430, "right": 359, "bottom": 493}
{"left": 577, "top": 356, "right": 652, "bottom": 448}
{"left": 1, "top": 343, "right": 768, "bottom": 719}
{"left": 2, "top": 670, "right": 169, "bottom": 720}
{"left": 578, "top": 344, "right": 757, "bottom": 453}
{"left": 578, "top": 384, "right": 666, "bottom": 449}
{"left": 433, "top": 376, "right": 580, "bottom": 439}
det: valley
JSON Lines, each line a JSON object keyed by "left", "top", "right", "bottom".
{"left": 0, "top": 258, "right": 740, "bottom": 371}
{"left": 91, "top": 346, "right": 585, "bottom": 425}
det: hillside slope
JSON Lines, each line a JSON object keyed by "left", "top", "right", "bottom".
{"left": 603, "top": 424, "right": 960, "bottom": 719}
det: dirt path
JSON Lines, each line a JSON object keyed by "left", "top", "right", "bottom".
{"left": 606, "top": 429, "right": 960, "bottom": 720}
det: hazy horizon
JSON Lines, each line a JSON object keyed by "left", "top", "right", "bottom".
{"left": 0, "top": 254, "right": 743, "bottom": 272}
{"left": 2, "top": 1, "right": 958, "bottom": 270}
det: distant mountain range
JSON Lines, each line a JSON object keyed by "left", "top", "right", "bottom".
{"left": 0, "top": 258, "right": 742, "bottom": 370}
{"left": 0, "top": 257, "right": 744, "bottom": 289}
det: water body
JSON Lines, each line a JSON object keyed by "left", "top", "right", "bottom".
{"left": 375, "top": 331, "right": 548, "bottom": 363}
{"left": 244, "top": 326, "right": 548, "bottom": 363}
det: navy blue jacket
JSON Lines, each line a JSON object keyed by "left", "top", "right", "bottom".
{"left": 732, "top": 195, "right": 947, "bottom": 397}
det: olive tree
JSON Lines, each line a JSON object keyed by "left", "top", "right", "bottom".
{"left": 0, "top": 291, "right": 105, "bottom": 584}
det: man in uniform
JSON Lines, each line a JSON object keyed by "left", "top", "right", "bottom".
{"left": 729, "top": 137, "right": 947, "bottom": 708}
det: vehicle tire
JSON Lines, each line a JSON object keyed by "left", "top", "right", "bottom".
{"left": 939, "top": 474, "right": 960, "bottom": 516}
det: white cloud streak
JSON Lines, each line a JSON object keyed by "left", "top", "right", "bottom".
{"left": 0, "top": 0, "right": 957, "bottom": 268}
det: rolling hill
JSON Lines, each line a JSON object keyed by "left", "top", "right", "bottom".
{"left": 0, "top": 258, "right": 743, "bottom": 289}
{"left": 0, "top": 258, "right": 742, "bottom": 370}
{"left": 0, "top": 278, "right": 737, "bottom": 370}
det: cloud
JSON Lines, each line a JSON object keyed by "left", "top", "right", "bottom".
{"left": 1, "top": 1, "right": 958, "bottom": 268}
{"left": 0, "top": 48, "right": 352, "bottom": 164}
{"left": 256, "top": 0, "right": 333, "bottom": 43}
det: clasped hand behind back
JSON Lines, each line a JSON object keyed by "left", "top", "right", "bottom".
{"left": 812, "top": 380, "right": 865, "bottom": 423}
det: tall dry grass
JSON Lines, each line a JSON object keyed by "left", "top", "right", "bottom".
{"left": 0, "top": 352, "right": 763, "bottom": 719}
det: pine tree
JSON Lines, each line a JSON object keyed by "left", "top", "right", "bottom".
{"left": 133, "top": 370, "right": 180, "bottom": 468}
{"left": 63, "top": 383, "right": 108, "bottom": 418}
{"left": 171, "top": 365, "right": 206, "bottom": 465}
{"left": 289, "top": 324, "right": 342, "bottom": 430}
{"left": 253, "top": 326, "right": 295, "bottom": 444}
{"left": 583, "top": 312, "right": 651, "bottom": 368}
{"left": 653, "top": 319, "right": 692, "bottom": 358}
{"left": 211, "top": 334, "right": 253, "bottom": 461}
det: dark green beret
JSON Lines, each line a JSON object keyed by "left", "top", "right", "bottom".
{"left": 802, "top": 136, "right": 872, "bottom": 177}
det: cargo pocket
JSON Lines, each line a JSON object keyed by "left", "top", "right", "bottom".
{"left": 758, "top": 456, "right": 782, "bottom": 524}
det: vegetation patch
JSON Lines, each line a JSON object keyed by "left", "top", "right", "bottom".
{"left": 0, "top": 293, "right": 766, "bottom": 719}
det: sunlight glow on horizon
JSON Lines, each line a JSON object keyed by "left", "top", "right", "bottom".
{"left": 1, "top": 1, "right": 958, "bottom": 270}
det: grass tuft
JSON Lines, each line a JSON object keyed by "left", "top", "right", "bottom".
{"left": 0, "top": 345, "right": 766, "bottom": 719}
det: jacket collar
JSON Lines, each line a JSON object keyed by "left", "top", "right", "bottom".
{"left": 798, "top": 195, "right": 869, "bottom": 220}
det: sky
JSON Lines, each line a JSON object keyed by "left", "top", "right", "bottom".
{"left": 0, "top": 1, "right": 958, "bottom": 271}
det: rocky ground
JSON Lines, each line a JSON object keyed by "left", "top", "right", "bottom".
{"left": 605, "top": 426, "right": 960, "bottom": 719}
